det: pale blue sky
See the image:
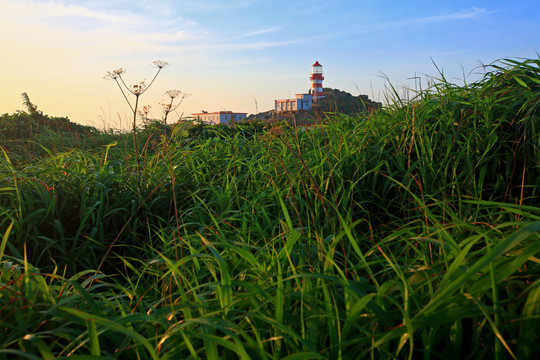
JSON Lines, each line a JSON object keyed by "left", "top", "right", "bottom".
{"left": 1, "top": 0, "right": 539, "bottom": 128}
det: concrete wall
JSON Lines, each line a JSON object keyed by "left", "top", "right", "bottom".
{"left": 275, "top": 94, "right": 312, "bottom": 111}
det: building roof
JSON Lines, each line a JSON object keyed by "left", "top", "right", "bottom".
{"left": 274, "top": 93, "right": 312, "bottom": 102}
{"left": 312, "top": 61, "right": 322, "bottom": 67}
{"left": 192, "top": 111, "right": 247, "bottom": 116}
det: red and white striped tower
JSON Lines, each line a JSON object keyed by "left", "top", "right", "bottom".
{"left": 310, "top": 61, "right": 324, "bottom": 102}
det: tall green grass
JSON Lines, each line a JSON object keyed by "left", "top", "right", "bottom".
{"left": 1, "top": 57, "right": 539, "bottom": 358}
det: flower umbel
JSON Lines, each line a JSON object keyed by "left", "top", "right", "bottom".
{"left": 153, "top": 60, "right": 169, "bottom": 69}
{"left": 132, "top": 81, "right": 147, "bottom": 95}
{"left": 165, "top": 89, "right": 180, "bottom": 99}
{"left": 103, "top": 68, "right": 125, "bottom": 80}
{"left": 161, "top": 90, "right": 191, "bottom": 127}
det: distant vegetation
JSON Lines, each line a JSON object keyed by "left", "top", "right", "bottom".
{"left": 317, "top": 88, "right": 381, "bottom": 114}
{"left": 0, "top": 93, "right": 101, "bottom": 162}
{"left": 1, "top": 58, "right": 539, "bottom": 359}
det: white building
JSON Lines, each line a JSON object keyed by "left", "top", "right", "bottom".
{"left": 274, "top": 93, "right": 313, "bottom": 112}
{"left": 191, "top": 111, "right": 247, "bottom": 125}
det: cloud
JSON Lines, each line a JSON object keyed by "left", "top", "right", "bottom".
{"left": 346, "top": 7, "right": 488, "bottom": 36}
{"left": 0, "top": 0, "right": 148, "bottom": 27}
{"left": 243, "top": 25, "right": 284, "bottom": 37}
{"left": 0, "top": 0, "right": 206, "bottom": 59}
{"left": 387, "top": 7, "right": 487, "bottom": 27}
{"left": 159, "top": 0, "right": 258, "bottom": 13}
{"left": 0, "top": 0, "right": 331, "bottom": 71}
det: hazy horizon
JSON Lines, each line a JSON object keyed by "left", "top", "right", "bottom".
{"left": 1, "top": 0, "right": 539, "bottom": 129}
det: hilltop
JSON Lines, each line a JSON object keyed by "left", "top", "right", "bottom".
{"left": 317, "top": 88, "right": 381, "bottom": 114}
{"left": 246, "top": 88, "right": 381, "bottom": 122}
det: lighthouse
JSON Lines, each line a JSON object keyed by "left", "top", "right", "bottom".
{"left": 310, "top": 61, "right": 324, "bottom": 102}
{"left": 274, "top": 61, "right": 326, "bottom": 112}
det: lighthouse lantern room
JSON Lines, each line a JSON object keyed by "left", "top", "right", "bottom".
{"left": 310, "top": 61, "right": 324, "bottom": 102}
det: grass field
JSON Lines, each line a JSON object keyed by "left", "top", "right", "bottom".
{"left": 1, "top": 58, "right": 539, "bottom": 359}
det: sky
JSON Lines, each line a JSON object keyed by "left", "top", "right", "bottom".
{"left": 1, "top": 0, "right": 539, "bottom": 129}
